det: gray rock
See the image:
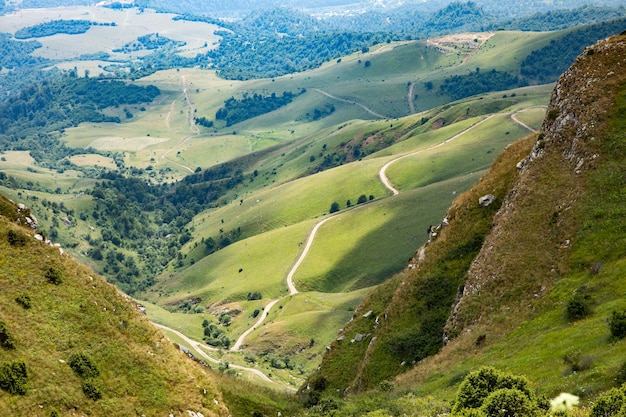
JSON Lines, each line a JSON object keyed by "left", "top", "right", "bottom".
{"left": 478, "top": 194, "right": 496, "bottom": 207}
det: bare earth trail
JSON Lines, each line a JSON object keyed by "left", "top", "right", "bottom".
{"left": 160, "top": 75, "right": 199, "bottom": 173}
{"left": 407, "top": 81, "right": 417, "bottom": 114}
{"left": 380, "top": 114, "right": 496, "bottom": 195}
{"left": 151, "top": 322, "right": 289, "bottom": 388}
{"left": 314, "top": 88, "right": 388, "bottom": 119}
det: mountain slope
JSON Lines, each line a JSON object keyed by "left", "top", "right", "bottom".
{"left": 305, "top": 32, "right": 626, "bottom": 401}
{"left": 0, "top": 196, "right": 228, "bottom": 416}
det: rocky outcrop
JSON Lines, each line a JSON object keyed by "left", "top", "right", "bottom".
{"left": 444, "top": 34, "right": 626, "bottom": 341}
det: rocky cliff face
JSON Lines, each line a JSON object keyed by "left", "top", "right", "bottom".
{"left": 445, "top": 33, "right": 626, "bottom": 340}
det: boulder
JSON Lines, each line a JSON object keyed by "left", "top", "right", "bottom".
{"left": 478, "top": 194, "right": 496, "bottom": 207}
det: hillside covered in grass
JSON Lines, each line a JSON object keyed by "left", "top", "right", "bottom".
{"left": 0, "top": 195, "right": 229, "bottom": 416}
{"left": 302, "top": 32, "right": 626, "bottom": 413}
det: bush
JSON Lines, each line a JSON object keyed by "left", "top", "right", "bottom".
{"left": 45, "top": 266, "right": 63, "bottom": 285}
{"left": 7, "top": 229, "right": 26, "bottom": 246}
{"left": 609, "top": 310, "right": 626, "bottom": 339}
{"left": 0, "top": 361, "right": 28, "bottom": 395}
{"left": 68, "top": 353, "right": 99, "bottom": 378}
{"left": 15, "top": 294, "right": 31, "bottom": 309}
{"left": 617, "top": 361, "right": 626, "bottom": 386}
{"left": 590, "top": 387, "right": 625, "bottom": 417}
{"left": 0, "top": 320, "right": 16, "bottom": 349}
{"left": 566, "top": 291, "right": 592, "bottom": 321}
{"left": 563, "top": 350, "right": 594, "bottom": 373}
{"left": 452, "top": 367, "right": 536, "bottom": 414}
{"left": 82, "top": 379, "right": 102, "bottom": 400}
{"left": 481, "top": 388, "right": 537, "bottom": 417}
{"left": 329, "top": 201, "right": 340, "bottom": 213}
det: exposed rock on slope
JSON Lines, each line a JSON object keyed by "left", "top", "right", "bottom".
{"left": 305, "top": 32, "right": 626, "bottom": 396}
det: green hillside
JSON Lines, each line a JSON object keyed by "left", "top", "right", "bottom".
{"left": 302, "top": 32, "right": 626, "bottom": 415}
{"left": 0, "top": 196, "right": 229, "bottom": 416}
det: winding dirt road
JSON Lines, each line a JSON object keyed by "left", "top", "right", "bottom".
{"left": 153, "top": 322, "right": 284, "bottom": 386}
{"left": 314, "top": 88, "right": 387, "bottom": 119}
{"left": 160, "top": 75, "right": 199, "bottom": 173}
{"left": 231, "top": 299, "right": 279, "bottom": 351}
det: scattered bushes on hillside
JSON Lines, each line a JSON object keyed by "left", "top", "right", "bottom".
{"left": 45, "top": 266, "right": 63, "bottom": 285}
{"left": 609, "top": 310, "right": 626, "bottom": 339}
{"left": 202, "top": 319, "right": 231, "bottom": 349}
{"left": 68, "top": 353, "right": 100, "bottom": 378}
{"left": 0, "top": 360, "right": 29, "bottom": 395}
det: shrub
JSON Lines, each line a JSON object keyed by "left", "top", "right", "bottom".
{"left": 481, "top": 388, "right": 537, "bottom": 417}
{"left": 15, "top": 294, "right": 31, "bottom": 309}
{"left": 82, "top": 379, "right": 102, "bottom": 400}
{"left": 566, "top": 290, "right": 592, "bottom": 321}
{"left": 563, "top": 350, "right": 594, "bottom": 373}
{"left": 329, "top": 201, "right": 340, "bottom": 213}
{"left": 7, "top": 229, "right": 26, "bottom": 246}
{"left": 0, "top": 361, "right": 29, "bottom": 395}
{"left": 0, "top": 320, "right": 16, "bottom": 349}
{"left": 452, "top": 367, "right": 536, "bottom": 414}
{"left": 609, "top": 310, "right": 626, "bottom": 339}
{"left": 68, "top": 353, "right": 99, "bottom": 378}
{"left": 590, "top": 387, "right": 625, "bottom": 417}
{"left": 45, "top": 266, "right": 63, "bottom": 285}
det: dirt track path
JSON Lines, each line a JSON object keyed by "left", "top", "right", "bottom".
{"left": 152, "top": 322, "right": 288, "bottom": 387}
{"left": 231, "top": 299, "right": 279, "bottom": 351}
{"left": 160, "top": 75, "right": 198, "bottom": 173}
{"left": 379, "top": 114, "right": 496, "bottom": 195}
{"left": 314, "top": 88, "right": 387, "bottom": 119}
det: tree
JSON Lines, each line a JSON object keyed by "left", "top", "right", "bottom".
{"left": 357, "top": 194, "right": 367, "bottom": 204}
{"left": 329, "top": 202, "right": 340, "bottom": 213}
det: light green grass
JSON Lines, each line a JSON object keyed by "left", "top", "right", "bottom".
{"left": 385, "top": 113, "right": 530, "bottom": 191}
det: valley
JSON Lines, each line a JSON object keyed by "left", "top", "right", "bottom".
{"left": 1, "top": 1, "right": 626, "bottom": 416}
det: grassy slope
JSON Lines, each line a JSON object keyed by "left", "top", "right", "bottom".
{"left": 308, "top": 33, "right": 626, "bottom": 411}
{"left": 0, "top": 210, "right": 228, "bottom": 416}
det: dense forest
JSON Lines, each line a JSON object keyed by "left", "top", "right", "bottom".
{"left": 520, "top": 17, "right": 626, "bottom": 84}
{"left": 0, "top": 74, "right": 160, "bottom": 168}
{"left": 14, "top": 19, "right": 116, "bottom": 39}
{"left": 215, "top": 90, "right": 304, "bottom": 126}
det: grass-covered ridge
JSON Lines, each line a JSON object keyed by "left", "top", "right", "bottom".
{"left": 0, "top": 204, "right": 228, "bottom": 416}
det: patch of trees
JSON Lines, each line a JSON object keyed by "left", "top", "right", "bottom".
{"left": 14, "top": 19, "right": 115, "bottom": 39}
{"left": 0, "top": 33, "right": 43, "bottom": 70}
{"left": 202, "top": 317, "right": 231, "bottom": 348}
{"left": 520, "top": 17, "right": 626, "bottom": 84}
{"left": 439, "top": 68, "right": 521, "bottom": 101}
{"left": 194, "top": 116, "right": 214, "bottom": 128}
{"left": 304, "top": 105, "right": 336, "bottom": 122}
{"left": 495, "top": 5, "right": 626, "bottom": 31}
{"left": 422, "top": 1, "right": 493, "bottom": 35}
{"left": 113, "top": 33, "right": 186, "bottom": 53}
{"left": 0, "top": 74, "right": 159, "bottom": 169}
{"left": 215, "top": 90, "right": 302, "bottom": 126}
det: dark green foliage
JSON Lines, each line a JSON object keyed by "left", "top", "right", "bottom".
{"left": 452, "top": 367, "right": 535, "bottom": 414}
{"left": 329, "top": 202, "right": 340, "bottom": 213}
{"left": 68, "top": 353, "right": 100, "bottom": 378}
{"left": 82, "top": 380, "right": 102, "bottom": 401}
{"left": 423, "top": 1, "right": 490, "bottom": 35}
{"left": 590, "top": 387, "right": 625, "bottom": 417}
{"left": 439, "top": 68, "right": 520, "bottom": 101}
{"left": 566, "top": 289, "right": 593, "bottom": 321}
{"left": 480, "top": 388, "right": 537, "bottom": 417}
{"left": 14, "top": 19, "right": 92, "bottom": 39}
{"left": 202, "top": 321, "right": 231, "bottom": 348}
{"left": 215, "top": 91, "right": 302, "bottom": 126}
{"left": 45, "top": 266, "right": 63, "bottom": 285}
{"left": 7, "top": 229, "right": 27, "bottom": 246}
{"left": 195, "top": 116, "right": 214, "bottom": 128}
{"left": 357, "top": 194, "right": 368, "bottom": 204}
{"left": 0, "top": 361, "right": 28, "bottom": 395}
{"left": 0, "top": 320, "right": 16, "bottom": 349}
{"left": 247, "top": 291, "right": 262, "bottom": 301}
{"left": 563, "top": 350, "right": 594, "bottom": 373}
{"left": 520, "top": 18, "right": 626, "bottom": 84}
{"left": 14, "top": 294, "right": 31, "bottom": 309}
{"left": 609, "top": 310, "right": 626, "bottom": 339}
